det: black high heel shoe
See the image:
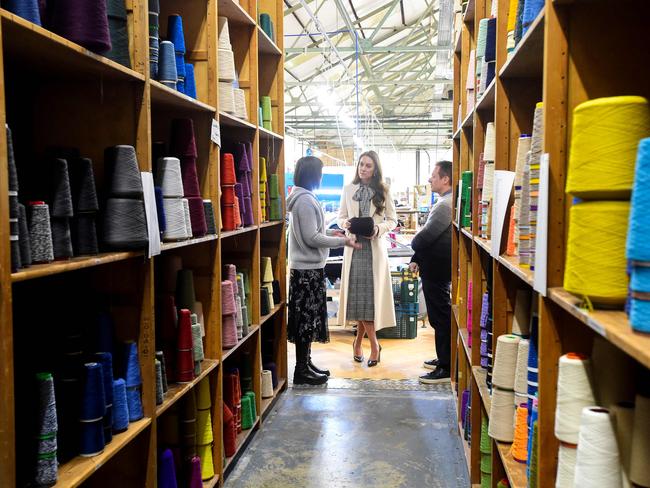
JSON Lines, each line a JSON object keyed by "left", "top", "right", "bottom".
{"left": 353, "top": 342, "right": 364, "bottom": 363}
{"left": 368, "top": 346, "right": 382, "bottom": 367}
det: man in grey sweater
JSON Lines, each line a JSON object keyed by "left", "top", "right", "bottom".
{"left": 409, "top": 161, "right": 453, "bottom": 383}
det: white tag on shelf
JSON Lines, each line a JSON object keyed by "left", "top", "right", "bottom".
{"left": 141, "top": 172, "right": 161, "bottom": 258}
{"left": 534, "top": 153, "right": 550, "bottom": 296}
{"left": 490, "top": 170, "right": 515, "bottom": 259}
{"left": 211, "top": 119, "right": 221, "bottom": 147}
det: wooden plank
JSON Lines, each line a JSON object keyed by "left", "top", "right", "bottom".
{"left": 257, "top": 26, "right": 282, "bottom": 55}
{"left": 474, "top": 236, "right": 492, "bottom": 254}
{"left": 547, "top": 288, "right": 650, "bottom": 369}
{"left": 496, "top": 254, "right": 534, "bottom": 287}
{"left": 160, "top": 235, "right": 219, "bottom": 252}
{"left": 224, "top": 416, "right": 260, "bottom": 469}
{"left": 472, "top": 366, "right": 491, "bottom": 415}
{"left": 217, "top": 0, "right": 256, "bottom": 25}
{"left": 222, "top": 324, "right": 260, "bottom": 361}
{"left": 219, "top": 110, "right": 257, "bottom": 130}
{"left": 461, "top": 227, "right": 473, "bottom": 240}
{"left": 452, "top": 304, "right": 460, "bottom": 325}
{"left": 150, "top": 80, "right": 217, "bottom": 113}
{"left": 0, "top": 11, "right": 144, "bottom": 82}
{"left": 203, "top": 475, "right": 219, "bottom": 488}
{"left": 260, "top": 302, "right": 284, "bottom": 325}
{"left": 258, "top": 125, "right": 284, "bottom": 142}
{"left": 259, "top": 220, "right": 283, "bottom": 229}
{"left": 459, "top": 328, "right": 472, "bottom": 364}
{"left": 495, "top": 441, "right": 528, "bottom": 488}
{"left": 221, "top": 225, "right": 259, "bottom": 239}
{"left": 463, "top": 0, "right": 476, "bottom": 23}
{"left": 499, "top": 10, "right": 545, "bottom": 79}
{"left": 475, "top": 79, "right": 496, "bottom": 112}
{"left": 55, "top": 418, "right": 151, "bottom": 487}
{"left": 155, "top": 359, "right": 219, "bottom": 417}
{"left": 11, "top": 252, "right": 143, "bottom": 282}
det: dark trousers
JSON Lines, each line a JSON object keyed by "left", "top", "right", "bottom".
{"left": 421, "top": 278, "right": 451, "bottom": 369}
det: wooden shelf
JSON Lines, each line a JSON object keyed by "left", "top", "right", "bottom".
{"left": 461, "top": 108, "right": 474, "bottom": 130}
{"left": 459, "top": 423, "right": 472, "bottom": 475}
{"left": 155, "top": 359, "right": 219, "bottom": 417}
{"left": 222, "top": 324, "right": 260, "bottom": 361}
{"left": 259, "top": 220, "right": 283, "bottom": 229}
{"left": 499, "top": 10, "right": 545, "bottom": 79}
{"left": 452, "top": 304, "right": 460, "bottom": 325}
{"left": 459, "top": 328, "right": 471, "bottom": 364}
{"left": 150, "top": 80, "right": 216, "bottom": 113}
{"left": 260, "top": 378, "right": 286, "bottom": 417}
{"left": 453, "top": 127, "right": 461, "bottom": 140}
{"left": 258, "top": 125, "right": 284, "bottom": 141}
{"left": 475, "top": 79, "right": 496, "bottom": 112}
{"left": 496, "top": 441, "right": 528, "bottom": 488}
{"left": 474, "top": 236, "right": 492, "bottom": 254}
{"left": 453, "top": 220, "right": 459, "bottom": 229}
{"left": 203, "top": 476, "right": 219, "bottom": 488}
{"left": 217, "top": 0, "right": 256, "bottom": 25}
{"left": 224, "top": 417, "right": 260, "bottom": 468}
{"left": 55, "top": 418, "right": 151, "bottom": 487}
{"left": 472, "top": 366, "right": 491, "bottom": 415}
{"left": 1, "top": 10, "right": 144, "bottom": 82}
{"left": 220, "top": 225, "right": 258, "bottom": 239}
{"left": 161, "top": 234, "right": 218, "bottom": 252}
{"left": 461, "top": 227, "right": 473, "bottom": 240}
{"left": 463, "top": 0, "right": 476, "bottom": 23}
{"left": 454, "top": 30, "right": 462, "bottom": 53}
{"left": 11, "top": 251, "right": 143, "bottom": 282}
{"left": 261, "top": 302, "right": 284, "bottom": 325}
{"left": 496, "top": 254, "right": 534, "bottom": 287}
{"left": 257, "top": 26, "right": 282, "bottom": 55}
{"left": 548, "top": 287, "right": 650, "bottom": 369}
{"left": 219, "top": 111, "right": 257, "bottom": 130}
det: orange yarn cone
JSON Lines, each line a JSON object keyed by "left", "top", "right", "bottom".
{"left": 507, "top": 206, "right": 517, "bottom": 256}
{"left": 510, "top": 403, "right": 529, "bottom": 463}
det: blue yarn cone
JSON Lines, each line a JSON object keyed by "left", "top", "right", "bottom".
{"left": 80, "top": 363, "right": 106, "bottom": 421}
{"left": 154, "top": 186, "right": 167, "bottom": 233}
{"left": 522, "top": 0, "right": 544, "bottom": 33}
{"left": 175, "top": 53, "right": 186, "bottom": 94}
{"left": 5, "top": 0, "right": 41, "bottom": 25}
{"left": 184, "top": 64, "right": 197, "bottom": 99}
{"left": 158, "top": 41, "right": 177, "bottom": 89}
{"left": 627, "top": 138, "right": 650, "bottom": 262}
{"left": 630, "top": 297, "right": 650, "bottom": 333}
{"left": 79, "top": 418, "right": 105, "bottom": 457}
{"left": 123, "top": 342, "right": 143, "bottom": 422}
{"left": 158, "top": 448, "right": 178, "bottom": 488}
{"left": 95, "top": 312, "right": 114, "bottom": 355}
{"left": 95, "top": 352, "right": 114, "bottom": 444}
{"left": 167, "top": 15, "right": 186, "bottom": 54}
{"left": 112, "top": 378, "right": 129, "bottom": 432}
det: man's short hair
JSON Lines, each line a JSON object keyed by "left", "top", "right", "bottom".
{"left": 435, "top": 160, "right": 452, "bottom": 184}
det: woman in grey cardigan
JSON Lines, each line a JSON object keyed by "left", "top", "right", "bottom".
{"left": 287, "top": 156, "right": 360, "bottom": 385}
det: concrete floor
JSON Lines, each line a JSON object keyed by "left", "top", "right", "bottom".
{"left": 226, "top": 381, "right": 470, "bottom": 488}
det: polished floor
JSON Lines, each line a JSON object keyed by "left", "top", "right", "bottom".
{"left": 225, "top": 325, "right": 469, "bottom": 488}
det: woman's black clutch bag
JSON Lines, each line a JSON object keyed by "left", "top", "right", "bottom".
{"left": 348, "top": 217, "right": 375, "bottom": 237}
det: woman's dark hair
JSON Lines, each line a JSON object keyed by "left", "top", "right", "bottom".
{"left": 352, "top": 150, "right": 387, "bottom": 214}
{"left": 294, "top": 156, "right": 323, "bottom": 190}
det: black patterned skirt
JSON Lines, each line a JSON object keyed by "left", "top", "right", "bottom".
{"left": 288, "top": 268, "right": 329, "bottom": 343}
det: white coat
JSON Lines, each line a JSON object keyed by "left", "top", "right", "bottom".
{"left": 337, "top": 183, "right": 398, "bottom": 331}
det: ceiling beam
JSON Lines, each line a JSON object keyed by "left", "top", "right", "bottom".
{"left": 286, "top": 79, "right": 449, "bottom": 86}
{"left": 368, "top": 0, "right": 402, "bottom": 42}
{"left": 285, "top": 44, "right": 450, "bottom": 53}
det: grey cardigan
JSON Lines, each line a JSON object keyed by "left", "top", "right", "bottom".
{"left": 287, "top": 186, "right": 346, "bottom": 269}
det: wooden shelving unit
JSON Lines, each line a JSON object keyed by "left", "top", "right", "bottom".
{"left": 0, "top": 0, "right": 287, "bottom": 485}
{"left": 452, "top": 1, "right": 650, "bottom": 487}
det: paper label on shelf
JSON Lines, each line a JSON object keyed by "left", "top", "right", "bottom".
{"left": 534, "top": 154, "right": 549, "bottom": 296}
{"left": 490, "top": 170, "right": 515, "bottom": 259}
{"left": 141, "top": 172, "right": 161, "bottom": 258}
{"left": 211, "top": 119, "right": 221, "bottom": 147}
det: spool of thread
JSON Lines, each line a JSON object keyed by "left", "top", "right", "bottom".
{"left": 567, "top": 96, "right": 650, "bottom": 198}
{"left": 221, "top": 153, "right": 237, "bottom": 185}
{"left": 191, "top": 321, "right": 204, "bottom": 374}
{"left": 628, "top": 138, "right": 650, "bottom": 262}
{"left": 29, "top": 202, "right": 54, "bottom": 263}
{"left": 261, "top": 370, "right": 274, "bottom": 398}
{"left": 218, "top": 17, "right": 232, "bottom": 49}
{"left": 5, "top": 0, "right": 42, "bottom": 24}
{"left": 162, "top": 198, "right": 189, "bottom": 241}
{"left": 176, "top": 309, "right": 194, "bottom": 382}
{"left": 50, "top": 217, "right": 73, "bottom": 260}
{"left": 260, "top": 13, "right": 273, "bottom": 40}
{"left": 186, "top": 197, "right": 207, "bottom": 237}
{"left": 50, "top": 158, "right": 74, "bottom": 218}
{"left": 241, "top": 395, "right": 253, "bottom": 430}
{"left": 555, "top": 442, "right": 578, "bottom": 488}
{"left": 234, "top": 89, "right": 248, "bottom": 119}
{"left": 555, "top": 353, "right": 596, "bottom": 444}
{"left": 630, "top": 395, "right": 650, "bottom": 486}
{"left": 484, "top": 17, "right": 497, "bottom": 62}
{"left": 492, "top": 335, "right": 520, "bottom": 390}
{"left": 103, "top": 198, "right": 149, "bottom": 249}
{"left": 219, "top": 82, "right": 236, "bottom": 113}
{"left": 223, "top": 403, "right": 236, "bottom": 457}
{"left": 94, "top": 352, "right": 114, "bottom": 444}
{"left": 218, "top": 49, "right": 236, "bottom": 81}
{"left": 245, "top": 391, "right": 256, "bottom": 419}
{"left": 18, "top": 203, "right": 32, "bottom": 267}
{"left": 158, "top": 41, "right": 178, "bottom": 88}
{"left": 123, "top": 342, "right": 144, "bottom": 422}
{"left": 269, "top": 174, "right": 280, "bottom": 199}
{"left": 148, "top": 0, "right": 159, "bottom": 78}
{"left": 181, "top": 390, "right": 197, "bottom": 459}
{"left": 34, "top": 372, "right": 57, "bottom": 486}
{"left": 156, "top": 157, "right": 184, "bottom": 197}
{"left": 155, "top": 351, "right": 169, "bottom": 393}
{"left": 105, "top": 145, "right": 143, "bottom": 197}
{"left": 80, "top": 362, "right": 106, "bottom": 456}
{"left": 489, "top": 388, "right": 516, "bottom": 442}
{"left": 522, "top": 0, "right": 543, "bottom": 32}
{"left": 262, "top": 256, "right": 274, "bottom": 282}
{"left": 196, "top": 444, "right": 214, "bottom": 480}
{"left": 513, "top": 339, "right": 529, "bottom": 396}
{"left": 574, "top": 407, "right": 623, "bottom": 487}
{"left": 564, "top": 201, "right": 630, "bottom": 304}
{"left": 48, "top": 0, "right": 111, "bottom": 53}
{"left": 182, "top": 198, "right": 193, "bottom": 237}
{"left": 170, "top": 119, "right": 197, "bottom": 158}
{"left": 510, "top": 403, "right": 529, "bottom": 462}
{"left": 106, "top": 0, "right": 131, "bottom": 67}
{"left": 186, "top": 455, "right": 202, "bottom": 488}
{"left": 154, "top": 186, "right": 167, "bottom": 234}
{"left": 72, "top": 213, "right": 99, "bottom": 255}
{"left": 167, "top": 15, "right": 186, "bottom": 54}
{"left": 185, "top": 63, "right": 197, "bottom": 99}
{"left": 155, "top": 359, "right": 164, "bottom": 405}
{"left": 196, "top": 408, "right": 213, "bottom": 445}
{"left": 480, "top": 416, "right": 491, "bottom": 454}
{"left": 158, "top": 448, "right": 178, "bottom": 488}
{"left": 180, "top": 157, "right": 200, "bottom": 198}
{"left": 261, "top": 96, "right": 272, "bottom": 122}
{"left": 221, "top": 280, "right": 237, "bottom": 315}
{"left": 261, "top": 287, "right": 271, "bottom": 316}
{"left": 112, "top": 378, "right": 129, "bottom": 432}
{"left": 175, "top": 57, "right": 185, "bottom": 95}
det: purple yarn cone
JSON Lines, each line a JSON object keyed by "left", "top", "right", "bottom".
{"left": 158, "top": 448, "right": 178, "bottom": 488}
{"left": 48, "top": 0, "right": 112, "bottom": 53}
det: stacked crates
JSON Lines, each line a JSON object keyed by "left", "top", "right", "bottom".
{"left": 378, "top": 269, "right": 419, "bottom": 339}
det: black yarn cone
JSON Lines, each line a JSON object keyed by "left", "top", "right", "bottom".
{"left": 105, "top": 145, "right": 143, "bottom": 198}
{"left": 69, "top": 158, "right": 99, "bottom": 212}
{"left": 18, "top": 203, "right": 32, "bottom": 267}
{"left": 51, "top": 217, "right": 73, "bottom": 259}
{"left": 152, "top": 141, "right": 166, "bottom": 176}
{"left": 106, "top": 0, "right": 131, "bottom": 68}
{"left": 50, "top": 158, "right": 74, "bottom": 218}
{"left": 73, "top": 213, "right": 99, "bottom": 255}
{"left": 6, "top": 125, "right": 18, "bottom": 192}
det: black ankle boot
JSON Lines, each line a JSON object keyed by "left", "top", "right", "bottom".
{"left": 307, "top": 342, "right": 330, "bottom": 376}
{"left": 294, "top": 341, "right": 327, "bottom": 385}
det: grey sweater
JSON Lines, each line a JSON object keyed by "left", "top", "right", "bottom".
{"left": 287, "top": 186, "right": 346, "bottom": 270}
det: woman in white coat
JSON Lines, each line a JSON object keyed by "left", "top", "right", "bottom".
{"left": 337, "top": 150, "right": 397, "bottom": 367}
